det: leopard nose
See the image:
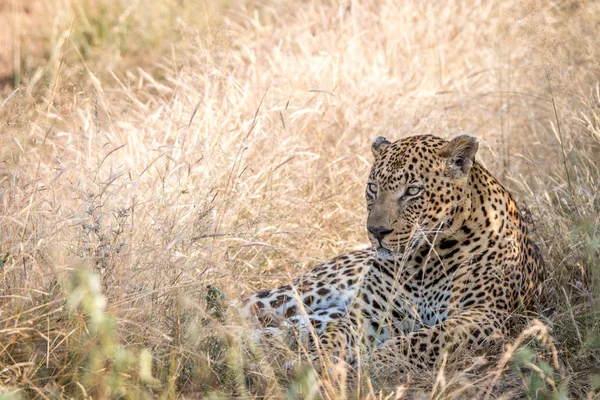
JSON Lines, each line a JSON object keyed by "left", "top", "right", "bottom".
{"left": 367, "top": 226, "right": 393, "bottom": 241}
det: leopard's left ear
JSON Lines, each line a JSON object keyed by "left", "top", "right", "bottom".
{"left": 372, "top": 136, "right": 391, "bottom": 158}
{"left": 439, "top": 135, "right": 478, "bottom": 178}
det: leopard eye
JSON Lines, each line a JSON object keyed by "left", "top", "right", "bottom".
{"left": 367, "top": 182, "right": 378, "bottom": 194}
{"left": 405, "top": 186, "right": 422, "bottom": 197}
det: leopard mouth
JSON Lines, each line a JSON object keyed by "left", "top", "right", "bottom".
{"left": 375, "top": 246, "right": 396, "bottom": 260}
{"left": 373, "top": 244, "right": 405, "bottom": 260}
{"left": 372, "top": 230, "right": 429, "bottom": 258}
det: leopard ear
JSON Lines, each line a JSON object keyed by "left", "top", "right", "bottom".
{"left": 439, "top": 135, "right": 478, "bottom": 178}
{"left": 372, "top": 136, "right": 391, "bottom": 157}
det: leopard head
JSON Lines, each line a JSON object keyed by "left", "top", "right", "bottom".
{"left": 365, "top": 134, "right": 479, "bottom": 259}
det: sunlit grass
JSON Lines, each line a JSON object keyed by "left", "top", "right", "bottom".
{"left": 0, "top": 0, "right": 599, "bottom": 398}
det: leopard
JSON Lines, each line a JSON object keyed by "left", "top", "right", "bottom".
{"left": 235, "top": 134, "right": 546, "bottom": 377}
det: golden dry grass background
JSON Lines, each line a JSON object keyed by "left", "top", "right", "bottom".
{"left": 0, "top": 0, "right": 599, "bottom": 398}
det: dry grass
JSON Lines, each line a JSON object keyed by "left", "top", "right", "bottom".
{"left": 0, "top": 0, "right": 599, "bottom": 398}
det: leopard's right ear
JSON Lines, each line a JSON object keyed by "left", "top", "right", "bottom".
{"left": 372, "top": 136, "right": 391, "bottom": 158}
{"left": 439, "top": 134, "right": 479, "bottom": 178}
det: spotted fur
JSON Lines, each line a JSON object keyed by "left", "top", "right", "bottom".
{"left": 236, "top": 134, "right": 545, "bottom": 374}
